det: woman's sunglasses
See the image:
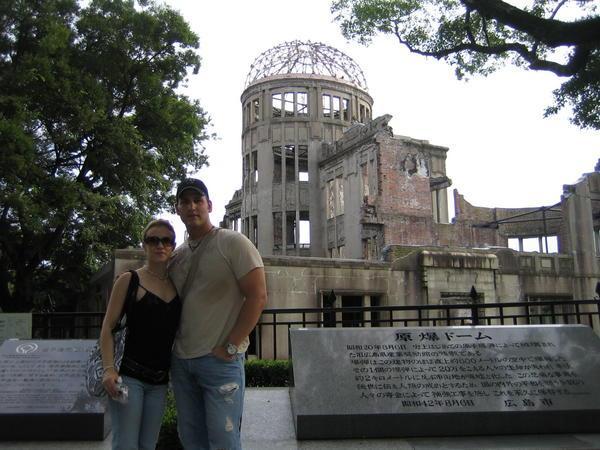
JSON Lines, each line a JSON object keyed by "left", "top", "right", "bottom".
{"left": 143, "top": 236, "right": 175, "bottom": 247}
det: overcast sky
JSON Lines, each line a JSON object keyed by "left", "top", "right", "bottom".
{"left": 159, "top": 0, "right": 599, "bottom": 243}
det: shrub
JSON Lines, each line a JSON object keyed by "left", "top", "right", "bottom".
{"left": 156, "top": 390, "right": 182, "bottom": 450}
{"left": 245, "top": 359, "right": 291, "bottom": 387}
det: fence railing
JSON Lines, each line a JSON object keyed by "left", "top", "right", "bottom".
{"left": 252, "top": 299, "right": 600, "bottom": 359}
{"left": 31, "top": 299, "right": 600, "bottom": 359}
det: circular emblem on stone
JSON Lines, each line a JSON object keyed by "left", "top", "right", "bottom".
{"left": 16, "top": 343, "right": 39, "bottom": 354}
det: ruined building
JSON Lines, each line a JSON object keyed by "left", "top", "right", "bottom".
{"left": 95, "top": 41, "right": 600, "bottom": 356}
{"left": 216, "top": 40, "right": 598, "bottom": 300}
{"left": 222, "top": 41, "right": 457, "bottom": 259}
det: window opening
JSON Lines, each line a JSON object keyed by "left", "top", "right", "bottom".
{"left": 326, "top": 176, "right": 345, "bottom": 218}
{"left": 244, "top": 103, "right": 250, "bottom": 126}
{"left": 298, "top": 145, "right": 308, "bottom": 181}
{"left": 327, "top": 180, "right": 335, "bottom": 219}
{"left": 332, "top": 96, "right": 341, "bottom": 120}
{"left": 359, "top": 104, "right": 366, "bottom": 123}
{"left": 251, "top": 215, "right": 258, "bottom": 245}
{"left": 272, "top": 93, "right": 282, "bottom": 118}
{"left": 336, "top": 176, "right": 344, "bottom": 215}
{"left": 440, "top": 291, "right": 483, "bottom": 325}
{"left": 527, "top": 294, "right": 573, "bottom": 325}
{"left": 273, "top": 212, "right": 282, "bottom": 249}
{"left": 273, "top": 146, "right": 282, "bottom": 183}
{"left": 299, "top": 211, "right": 310, "bottom": 247}
{"left": 284, "top": 92, "right": 294, "bottom": 117}
{"left": 252, "top": 151, "right": 258, "bottom": 183}
{"left": 243, "top": 154, "right": 250, "bottom": 189}
{"left": 509, "top": 235, "right": 558, "bottom": 253}
{"left": 322, "top": 291, "right": 337, "bottom": 328}
{"left": 296, "top": 92, "right": 308, "bottom": 116}
{"left": 523, "top": 237, "right": 542, "bottom": 252}
{"left": 362, "top": 237, "right": 379, "bottom": 260}
{"left": 361, "top": 163, "right": 369, "bottom": 200}
{"left": 508, "top": 238, "right": 519, "bottom": 251}
{"left": 370, "top": 296, "right": 381, "bottom": 327}
{"left": 322, "top": 94, "right": 331, "bottom": 117}
{"left": 342, "top": 98, "right": 349, "bottom": 121}
{"left": 285, "top": 144, "right": 295, "bottom": 182}
{"left": 286, "top": 211, "right": 296, "bottom": 248}
{"left": 252, "top": 98, "right": 260, "bottom": 122}
{"left": 342, "top": 296, "right": 363, "bottom": 327}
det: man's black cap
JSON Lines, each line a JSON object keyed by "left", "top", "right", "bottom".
{"left": 176, "top": 178, "right": 209, "bottom": 201}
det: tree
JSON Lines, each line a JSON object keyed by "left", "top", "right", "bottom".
{"left": 0, "top": 0, "right": 210, "bottom": 312}
{"left": 331, "top": 0, "right": 600, "bottom": 129}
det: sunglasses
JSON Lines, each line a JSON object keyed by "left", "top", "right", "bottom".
{"left": 143, "top": 236, "right": 175, "bottom": 247}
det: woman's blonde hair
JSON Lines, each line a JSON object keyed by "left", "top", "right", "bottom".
{"left": 142, "top": 219, "right": 176, "bottom": 246}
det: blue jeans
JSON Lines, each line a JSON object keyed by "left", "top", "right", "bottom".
{"left": 109, "top": 375, "right": 168, "bottom": 450}
{"left": 171, "top": 353, "right": 245, "bottom": 450}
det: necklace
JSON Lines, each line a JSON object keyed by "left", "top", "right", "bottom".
{"left": 188, "top": 226, "right": 215, "bottom": 251}
{"left": 143, "top": 266, "right": 169, "bottom": 281}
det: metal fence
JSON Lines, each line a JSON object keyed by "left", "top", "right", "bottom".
{"left": 32, "top": 299, "right": 600, "bottom": 359}
{"left": 252, "top": 299, "right": 600, "bottom": 359}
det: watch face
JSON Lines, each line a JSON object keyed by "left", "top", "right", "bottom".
{"left": 227, "top": 343, "right": 237, "bottom": 355}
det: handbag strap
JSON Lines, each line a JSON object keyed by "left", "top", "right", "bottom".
{"left": 179, "top": 227, "right": 219, "bottom": 299}
{"left": 115, "top": 270, "right": 139, "bottom": 329}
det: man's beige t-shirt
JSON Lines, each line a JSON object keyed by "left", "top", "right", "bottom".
{"left": 168, "top": 228, "right": 263, "bottom": 359}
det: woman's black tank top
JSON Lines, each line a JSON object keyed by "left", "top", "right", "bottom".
{"left": 121, "top": 271, "right": 181, "bottom": 384}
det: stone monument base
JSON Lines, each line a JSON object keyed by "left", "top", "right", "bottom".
{"left": 0, "top": 340, "right": 109, "bottom": 441}
{"left": 290, "top": 325, "right": 600, "bottom": 440}
{"left": 294, "top": 409, "right": 600, "bottom": 440}
{"left": 0, "top": 413, "right": 109, "bottom": 440}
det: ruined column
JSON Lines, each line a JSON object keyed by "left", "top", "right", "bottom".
{"left": 561, "top": 174, "right": 598, "bottom": 298}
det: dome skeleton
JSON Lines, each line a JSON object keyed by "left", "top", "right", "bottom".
{"left": 245, "top": 40, "right": 368, "bottom": 90}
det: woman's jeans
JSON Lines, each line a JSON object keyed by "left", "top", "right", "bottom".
{"left": 171, "top": 353, "right": 245, "bottom": 450}
{"left": 109, "top": 375, "right": 168, "bottom": 450}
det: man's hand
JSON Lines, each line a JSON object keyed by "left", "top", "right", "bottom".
{"left": 211, "top": 345, "right": 235, "bottom": 362}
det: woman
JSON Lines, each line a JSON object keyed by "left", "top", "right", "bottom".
{"left": 100, "top": 219, "right": 182, "bottom": 450}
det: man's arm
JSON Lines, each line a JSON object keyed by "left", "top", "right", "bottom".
{"left": 213, "top": 266, "right": 267, "bottom": 360}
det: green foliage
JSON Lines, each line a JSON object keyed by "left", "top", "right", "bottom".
{"left": 0, "top": 0, "right": 210, "bottom": 311}
{"left": 156, "top": 360, "right": 291, "bottom": 449}
{"left": 245, "top": 358, "right": 292, "bottom": 387}
{"left": 157, "top": 390, "right": 182, "bottom": 450}
{"left": 331, "top": 0, "right": 600, "bottom": 129}
{"left": 545, "top": 50, "right": 600, "bottom": 130}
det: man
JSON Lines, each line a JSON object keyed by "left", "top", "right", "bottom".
{"left": 169, "top": 178, "right": 267, "bottom": 450}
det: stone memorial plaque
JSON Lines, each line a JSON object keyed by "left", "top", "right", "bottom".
{"left": 0, "top": 339, "right": 109, "bottom": 440}
{"left": 0, "top": 313, "right": 32, "bottom": 343}
{"left": 289, "top": 325, "right": 600, "bottom": 439}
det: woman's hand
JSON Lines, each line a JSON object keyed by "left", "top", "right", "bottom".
{"left": 102, "top": 367, "right": 120, "bottom": 398}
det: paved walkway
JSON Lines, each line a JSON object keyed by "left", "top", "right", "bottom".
{"left": 3, "top": 388, "right": 600, "bottom": 449}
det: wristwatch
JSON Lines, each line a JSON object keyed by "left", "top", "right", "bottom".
{"left": 226, "top": 342, "right": 238, "bottom": 356}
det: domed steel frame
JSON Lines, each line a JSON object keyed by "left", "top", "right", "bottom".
{"left": 245, "top": 40, "right": 368, "bottom": 91}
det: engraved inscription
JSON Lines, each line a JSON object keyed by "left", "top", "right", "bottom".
{"left": 345, "top": 330, "right": 587, "bottom": 410}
